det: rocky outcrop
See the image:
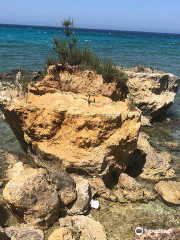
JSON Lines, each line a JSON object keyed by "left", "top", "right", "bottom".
{"left": 154, "top": 181, "right": 180, "bottom": 205}
{"left": 52, "top": 215, "right": 107, "bottom": 240}
{"left": 33, "top": 64, "right": 127, "bottom": 101}
{"left": 0, "top": 225, "right": 44, "bottom": 240}
{"left": 1, "top": 65, "right": 141, "bottom": 181}
{"left": 3, "top": 168, "right": 60, "bottom": 229}
{"left": 113, "top": 173, "right": 155, "bottom": 203}
{"left": 126, "top": 132, "right": 175, "bottom": 182}
{"left": 125, "top": 67, "right": 180, "bottom": 119}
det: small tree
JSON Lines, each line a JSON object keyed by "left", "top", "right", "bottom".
{"left": 54, "top": 18, "right": 78, "bottom": 63}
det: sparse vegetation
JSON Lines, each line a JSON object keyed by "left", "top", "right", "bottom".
{"left": 46, "top": 18, "right": 128, "bottom": 91}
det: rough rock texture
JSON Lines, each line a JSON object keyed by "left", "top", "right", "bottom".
{"left": 48, "top": 227, "right": 74, "bottom": 240}
{"left": 68, "top": 176, "right": 91, "bottom": 215}
{"left": 3, "top": 168, "right": 60, "bottom": 229}
{"left": 154, "top": 181, "right": 180, "bottom": 205}
{"left": 5, "top": 162, "right": 28, "bottom": 181}
{"left": 126, "top": 132, "right": 175, "bottom": 182}
{"left": 33, "top": 64, "right": 127, "bottom": 101}
{"left": 1, "top": 65, "right": 141, "bottom": 180}
{"left": 0, "top": 225, "right": 44, "bottom": 240}
{"left": 0, "top": 69, "right": 42, "bottom": 104}
{"left": 57, "top": 215, "right": 107, "bottom": 240}
{"left": 113, "top": 173, "right": 155, "bottom": 203}
{"left": 139, "top": 228, "right": 180, "bottom": 240}
{"left": 162, "top": 141, "right": 179, "bottom": 151}
{"left": 47, "top": 168, "right": 76, "bottom": 206}
{"left": 125, "top": 67, "right": 180, "bottom": 119}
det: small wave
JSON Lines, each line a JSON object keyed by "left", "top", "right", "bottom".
{"left": 28, "top": 28, "right": 32, "bottom": 29}
{"left": 85, "top": 40, "right": 91, "bottom": 42}
{"left": 109, "top": 33, "right": 111, "bottom": 35}
{"left": 38, "top": 31, "right": 41, "bottom": 33}
{"left": 44, "top": 32, "right": 47, "bottom": 34}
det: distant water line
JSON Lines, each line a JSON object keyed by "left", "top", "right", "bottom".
{"left": 1, "top": 24, "right": 180, "bottom": 76}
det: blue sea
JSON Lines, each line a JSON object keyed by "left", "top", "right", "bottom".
{"left": 0, "top": 24, "right": 180, "bottom": 76}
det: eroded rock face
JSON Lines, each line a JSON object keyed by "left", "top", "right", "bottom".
{"left": 0, "top": 225, "right": 44, "bottom": 240}
{"left": 154, "top": 181, "right": 180, "bottom": 205}
{"left": 1, "top": 65, "right": 141, "bottom": 180}
{"left": 3, "top": 168, "right": 60, "bottom": 229}
{"left": 56, "top": 215, "right": 107, "bottom": 240}
{"left": 113, "top": 173, "right": 155, "bottom": 203}
{"left": 33, "top": 64, "right": 127, "bottom": 101}
{"left": 126, "top": 132, "right": 175, "bottom": 182}
{"left": 125, "top": 67, "right": 180, "bottom": 119}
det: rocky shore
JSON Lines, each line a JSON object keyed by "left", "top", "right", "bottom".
{"left": 0, "top": 65, "right": 180, "bottom": 239}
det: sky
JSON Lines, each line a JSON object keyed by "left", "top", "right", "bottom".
{"left": 0, "top": 0, "right": 180, "bottom": 34}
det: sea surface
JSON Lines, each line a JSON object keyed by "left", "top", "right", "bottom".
{"left": 1, "top": 24, "right": 180, "bottom": 75}
{"left": 0, "top": 24, "right": 180, "bottom": 239}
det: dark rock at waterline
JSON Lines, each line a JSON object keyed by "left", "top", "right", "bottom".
{"left": 0, "top": 69, "right": 43, "bottom": 83}
{"left": 126, "top": 132, "right": 175, "bottom": 182}
{"left": 113, "top": 173, "right": 156, "bottom": 203}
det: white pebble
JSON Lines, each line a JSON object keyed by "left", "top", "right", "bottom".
{"left": 90, "top": 200, "right": 100, "bottom": 209}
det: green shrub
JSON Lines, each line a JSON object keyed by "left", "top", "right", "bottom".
{"left": 46, "top": 18, "right": 128, "bottom": 92}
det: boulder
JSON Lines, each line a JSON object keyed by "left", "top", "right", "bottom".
{"left": 3, "top": 168, "right": 60, "bottom": 229}
{"left": 0, "top": 225, "right": 44, "bottom": 240}
{"left": 1, "top": 65, "right": 141, "bottom": 181}
{"left": 47, "top": 168, "right": 76, "bottom": 206}
{"left": 113, "top": 173, "right": 155, "bottom": 203}
{"left": 125, "top": 67, "right": 180, "bottom": 119}
{"left": 57, "top": 215, "right": 107, "bottom": 240}
{"left": 154, "top": 181, "right": 180, "bottom": 205}
{"left": 126, "top": 132, "right": 175, "bottom": 182}
{"left": 68, "top": 176, "right": 91, "bottom": 215}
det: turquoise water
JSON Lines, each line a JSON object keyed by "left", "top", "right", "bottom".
{"left": 1, "top": 24, "right": 180, "bottom": 75}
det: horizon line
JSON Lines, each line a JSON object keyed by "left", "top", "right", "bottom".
{"left": 0, "top": 22, "right": 180, "bottom": 36}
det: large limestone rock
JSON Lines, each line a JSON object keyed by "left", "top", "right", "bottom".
{"left": 154, "top": 181, "right": 180, "bottom": 205}
{"left": 125, "top": 67, "right": 180, "bottom": 119}
{"left": 1, "top": 65, "right": 141, "bottom": 180}
{"left": 0, "top": 225, "right": 44, "bottom": 240}
{"left": 55, "top": 215, "right": 107, "bottom": 240}
{"left": 127, "top": 132, "right": 175, "bottom": 182}
{"left": 113, "top": 173, "right": 155, "bottom": 203}
{"left": 3, "top": 168, "right": 60, "bottom": 229}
